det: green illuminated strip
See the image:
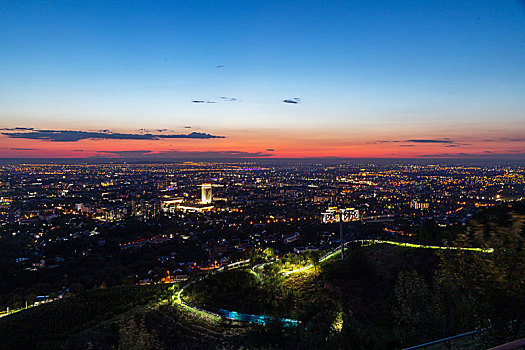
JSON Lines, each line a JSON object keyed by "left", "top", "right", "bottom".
{"left": 372, "top": 240, "right": 494, "bottom": 253}
{"left": 283, "top": 239, "right": 493, "bottom": 276}
{"left": 175, "top": 282, "right": 221, "bottom": 321}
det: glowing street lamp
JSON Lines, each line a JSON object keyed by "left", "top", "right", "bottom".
{"left": 322, "top": 207, "right": 359, "bottom": 260}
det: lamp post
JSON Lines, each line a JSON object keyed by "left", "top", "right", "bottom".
{"left": 338, "top": 211, "right": 344, "bottom": 260}
{"left": 322, "top": 207, "right": 359, "bottom": 260}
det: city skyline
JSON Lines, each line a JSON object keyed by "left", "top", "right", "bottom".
{"left": 1, "top": 1, "right": 525, "bottom": 159}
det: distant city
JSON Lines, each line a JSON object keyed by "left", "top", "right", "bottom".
{"left": 1, "top": 160, "right": 523, "bottom": 282}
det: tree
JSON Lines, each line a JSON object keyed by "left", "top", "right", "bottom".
{"left": 308, "top": 250, "right": 321, "bottom": 272}
{"left": 263, "top": 247, "right": 274, "bottom": 260}
{"left": 438, "top": 211, "right": 525, "bottom": 344}
{"left": 25, "top": 293, "right": 37, "bottom": 305}
{"left": 392, "top": 270, "right": 441, "bottom": 346}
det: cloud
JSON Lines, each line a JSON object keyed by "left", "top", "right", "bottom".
{"left": 191, "top": 100, "right": 215, "bottom": 103}
{"left": 0, "top": 127, "right": 34, "bottom": 131}
{"left": 444, "top": 144, "right": 460, "bottom": 148}
{"left": 405, "top": 139, "right": 454, "bottom": 144}
{"left": 418, "top": 152, "right": 525, "bottom": 159}
{"left": 399, "top": 145, "right": 414, "bottom": 147}
{"left": 160, "top": 132, "right": 224, "bottom": 139}
{"left": 283, "top": 98, "right": 300, "bottom": 104}
{"left": 96, "top": 149, "right": 272, "bottom": 159}
{"left": 10, "top": 147, "right": 36, "bottom": 151}
{"left": 483, "top": 138, "right": 525, "bottom": 143}
{"left": 266, "top": 148, "right": 275, "bottom": 152}
{"left": 98, "top": 150, "right": 154, "bottom": 157}
{"left": 219, "top": 96, "right": 238, "bottom": 102}
{"left": 375, "top": 139, "right": 455, "bottom": 145}
{"left": 216, "top": 65, "right": 225, "bottom": 68}
{"left": 2, "top": 128, "right": 224, "bottom": 142}
{"left": 500, "top": 138, "right": 525, "bottom": 142}
{"left": 184, "top": 126, "right": 192, "bottom": 129}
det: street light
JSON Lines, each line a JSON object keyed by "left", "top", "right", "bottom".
{"left": 322, "top": 207, "right": 359, "bottom": 260}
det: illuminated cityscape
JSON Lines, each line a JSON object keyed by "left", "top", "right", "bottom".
{"left": 0, "top": 159, "right": 524, "bottom": 348}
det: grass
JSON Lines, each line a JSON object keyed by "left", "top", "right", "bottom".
{"left": 0, "top": 283, "right": 171, "bottom": 350}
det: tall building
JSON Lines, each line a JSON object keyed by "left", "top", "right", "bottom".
{"left": 410, "top": 199, "right": 429, "bottom": 210}
{"left": 201, "top": 183, "right": 212, "bottom": 204}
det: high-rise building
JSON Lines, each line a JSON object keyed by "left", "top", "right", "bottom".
{"left": 410, "top": 199, "right": 429, "bottom": 210}
{"left": 201, "top": 183, "right": 212, "bottom": 204}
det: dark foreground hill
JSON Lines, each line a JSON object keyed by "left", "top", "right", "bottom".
{"left": 2, "top": 209, "right": 524, "bottom": 350}
{"left": 0, "top": 284, "right": 170, "bottom": 350}
{"left": 185, "top": 244, "right": 441, "bottom": 349}
{"left": 0, "top": 244, "right": 440, "bottom": 349}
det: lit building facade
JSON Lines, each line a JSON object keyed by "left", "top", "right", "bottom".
{"left": 201, "top": 183, "right": 212, "bottom": 204}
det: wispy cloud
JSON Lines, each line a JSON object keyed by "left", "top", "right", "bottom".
{"left": 374, "top": 140, "right": 400, "bottom": 144}
{"left": 500, "top": 138, "right": 525, "bottom": 142}
{"left": 375, "top": 138, "right": 455, "bottom": 144}
{"left": 191, "top": 100, "right": 215, "bottom": 104}
{"left": 96, "top": 149, "right": 272, "bottom": 159}
{"left": 0, "top": 127, "right": 34, "bottom": 131}
{"left": 219, "top": 96, "right": 238, "bottom": 102}
{"left": 2, "top": 128, "right": 224, "bottom": 142}
{"left": 10, "top": 147, "right": 36, "bottom": 151}
{"left": 283, "top": 98, "right": 300, "bottom": 104}
{"left": 419, "top": 151, "right": 525, "bottom": 159}
{"left": 406, "top": 139, "right": 454, "bottom": 144}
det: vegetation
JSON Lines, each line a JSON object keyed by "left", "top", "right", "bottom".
{"left": 2, "top": 204, "right": 524, "bottom": 349}
{"left": 184, "top": 244, "right": 440, "bottom": 348}
{"left": 0, "top": 283, "right": 170, "bottom": 349}
{"left": 180, "top": 204, "right": 525, "bottom": 349}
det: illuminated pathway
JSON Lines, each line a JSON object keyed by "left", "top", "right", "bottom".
{"left": 369, "top": 240, "right": 494, "bottom": 253}
{"left": 281, "top": 239, "right": 494, "bottom": 276}
{"left": 173, "top": 259, "right": 301, "bottom": 326}
{"left": 176, "top": 240, "right": 493, "bottom": 325}
{"left": 175, "top": 280, "right": 222, "bottom": 321}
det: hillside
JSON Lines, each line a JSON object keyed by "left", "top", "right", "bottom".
{"left": 0, "top": 284, "right": 170, "bottom": 350}
{"left": 184, "top": 244, "right": 441, "bottom": 348}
